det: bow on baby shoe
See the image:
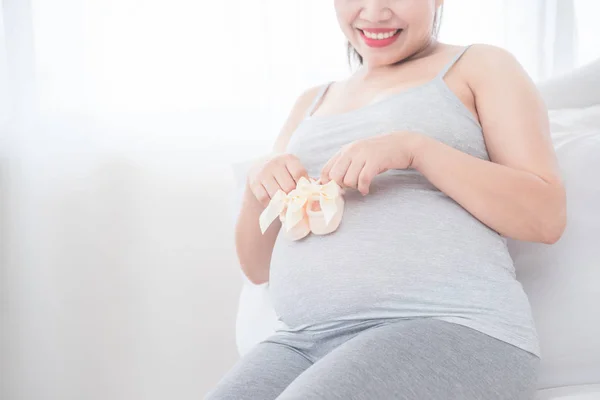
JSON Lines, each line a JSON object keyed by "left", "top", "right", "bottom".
{"left": 308, "top": 179, "right": 343, "bottom": 226}
{"left": 259, "top": 189, "right": 288, "bottom": 234}
{"left": 304, "top": 178, "right": 345, "bottom": 236}
{"left": 259, "top": 177, "right": 344, "bottom": 238}
{"left": 258, "top": 185, "right": 311, "bottom": 241}
{"left": 258, "top": 177, "right": 314, "bottom": 235}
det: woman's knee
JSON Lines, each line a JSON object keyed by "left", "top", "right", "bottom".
{"left": 205, "top": 341, "right": 312, "bottom": 400}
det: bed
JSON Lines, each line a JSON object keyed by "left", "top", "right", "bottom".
{"left": 233, "top": 58, "right": 600, "bottom": 399}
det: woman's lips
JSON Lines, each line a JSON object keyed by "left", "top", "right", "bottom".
{"left": 358, "top": 28, "right": 402, "bottom": 48}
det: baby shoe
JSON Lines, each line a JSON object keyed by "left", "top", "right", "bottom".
{"left": 279, "top": 181, "right": 312, "bottom": 241}
{"left": 306, "top": 180, "right": 345, "bottom": 235}
{"left": 259, "top": 186, "right": 310, "bottom": 241}
{"left": 278, "top": 207, "right": 310, "bottom": 241}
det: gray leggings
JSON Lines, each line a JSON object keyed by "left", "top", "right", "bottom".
{"left": 206, "top": 318, "right": 540, "bottom": 400}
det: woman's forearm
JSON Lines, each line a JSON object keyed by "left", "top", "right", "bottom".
{"left": 411, "top": 136, "right": 566, "bottom": 244}
{"left": 235, "top": 184, "right": 280, "bottom": 285}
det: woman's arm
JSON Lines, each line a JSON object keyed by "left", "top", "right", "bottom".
{"left": 412, "top": 45, "right": 566, "bottom": 244}
{"left": 235, "top": 86, "right": 321, "bottom": 285}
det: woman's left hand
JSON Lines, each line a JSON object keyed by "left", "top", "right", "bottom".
{"left": 319, "top": 132, "right": 425, "bottom": 195}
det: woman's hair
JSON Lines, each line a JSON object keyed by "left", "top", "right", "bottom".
{"left": 347, "top": 5, "right": 444, "bottom": 66}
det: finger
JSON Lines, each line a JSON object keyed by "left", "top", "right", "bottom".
{"left": 328, "top": 155, "right": 352, "bottom": 187}
{"left": 261, "top": 177, "right": 281, "bottom": 199}
{"left": 273, "top": 167, "right": 297, "bottom": 194}
{"left": 320, "top": 152, "right": 341, "bottom": 184}
{"left": 285, "top": 158, "right": 309, "bottom": 184}
{"left": 343, "top": 158, "right": 366, "bottom": 189}
{"left": 357, "top": 163, "right": 377, "bottom": 195}
{"left": 251, "top": 183, "right": 270, "bottom": 207}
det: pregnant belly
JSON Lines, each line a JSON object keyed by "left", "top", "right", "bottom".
{"left": 268, "top": 187, "right": 516, "bottom": 329}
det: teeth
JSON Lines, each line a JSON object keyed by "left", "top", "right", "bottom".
{"left": 363, "top": 30, "right": 398, "bottom": 40}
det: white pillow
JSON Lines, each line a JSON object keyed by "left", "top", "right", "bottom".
{"left": 508, "top": 106, "right": 600, "bottom": 390}
{"left": 547, "top": 105, "right": 600, "bottom": 145}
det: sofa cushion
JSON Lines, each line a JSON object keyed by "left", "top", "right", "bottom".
{"left": 508, "top": 106, "right": 600, "bottom": 389}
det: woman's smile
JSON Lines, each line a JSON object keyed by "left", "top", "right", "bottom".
{"left": 357, "top": 27, "right": 403, "bottom": 48}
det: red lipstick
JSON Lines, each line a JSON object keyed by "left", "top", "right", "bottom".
{"left": 358, "top": 28, "right": 402, "bottom": 48}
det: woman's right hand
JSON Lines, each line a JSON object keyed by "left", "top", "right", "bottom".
{"left": 248, "top": 153, "right": 309, "bottom": 207}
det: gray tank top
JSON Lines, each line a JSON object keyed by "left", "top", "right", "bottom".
{"left": 268, "top": 46, "right": 540, "bottom": 357}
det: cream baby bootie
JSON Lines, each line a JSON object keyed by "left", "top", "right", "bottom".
{"left": 259, "top": 189, "right": 310, "bottom": 241}
{"left": 306, "top": 181, "right": 345, "bottom": 235}
{"left": 278, "top": 186, "right": 311, "bottom": 241}
{"left": 259, "top": 177, "right": 344, "bottom": 240}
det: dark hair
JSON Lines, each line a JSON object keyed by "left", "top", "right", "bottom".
{"left": 347, "top": 5, "right": 444, "bottom": 66}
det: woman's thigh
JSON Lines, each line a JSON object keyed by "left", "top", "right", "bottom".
{"left": 277, "top": 319, "right": 540, "bottom": 400}
{"left": 205, "top": 341, "right": 313, "bottom": 400}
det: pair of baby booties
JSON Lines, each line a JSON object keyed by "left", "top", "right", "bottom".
{"left": 259, "top": 177, "right": 345, "bottom": 240}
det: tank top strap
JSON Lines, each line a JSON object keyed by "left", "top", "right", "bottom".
{"left": 305, "top": 82, "right": 333, "bottom": 118}
{"left": 436, "top": 45, "right": 473, "bottom": 80}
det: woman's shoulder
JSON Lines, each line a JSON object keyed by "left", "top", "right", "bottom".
{"left": 465, "top": 43, "right": 520, "bottom": 66}
{"left": 298, "top": 84, "right": 328, "bottom": 104}
{"left": 460, "top": 44, "right": 527, "bottom": 80}
{"left": 443, "top": 43, "right": 534, "bottom": 92}
{"left": 271, "top": 84, "right": 331, "bottom": 152}
{"left": 435, "top": 43, "right": 521, "bottom": 71}
{"left": 289, "top": 84, "right": 331, "bottom": 117}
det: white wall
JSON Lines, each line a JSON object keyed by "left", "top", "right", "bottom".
{"left": 1, "top": 113, "right": 245, "bottom": 399}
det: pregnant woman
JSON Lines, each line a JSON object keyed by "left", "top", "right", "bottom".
{"left": 208, "top": 0, "right": 566, "bottom": 399}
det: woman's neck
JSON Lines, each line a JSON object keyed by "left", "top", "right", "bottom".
{"left": 359, "top": 38, "right": 440, "bottom": 78}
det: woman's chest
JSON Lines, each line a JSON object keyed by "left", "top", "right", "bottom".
{"left": 287, "top": 90, "right": 488, "bottom": 177}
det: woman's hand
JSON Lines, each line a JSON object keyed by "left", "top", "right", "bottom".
{"left": 320, "top": 132, "right": 424, "bottom": 195}
{"left": 248, "top": 153, "right": 309, "bottom": 207}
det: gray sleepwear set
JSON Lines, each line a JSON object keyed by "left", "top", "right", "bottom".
{"left": 207, "top": 46, "right": 540, "bottom": 399}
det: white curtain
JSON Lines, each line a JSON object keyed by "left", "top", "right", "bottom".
{"left": 1, "top": 1, "right": 598, "bottom": 399}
